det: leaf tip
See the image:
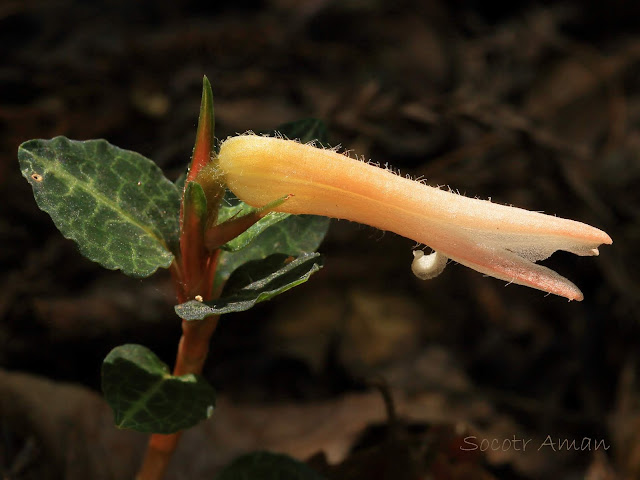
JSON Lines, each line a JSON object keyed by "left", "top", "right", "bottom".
{"left": 187, "top": 76, "right": 216, "bottom": 183}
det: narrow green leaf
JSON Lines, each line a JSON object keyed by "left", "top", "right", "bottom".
{"left": 212, "top": 192, "right": 291, "bottom": 252}
{"left": 182, "top": 181, "right": 208, "bottom": 225}
{"left": 215, "top": 214, "right": 330, "bottom": 287}
{"left": 176, "top": 253, "right": 323, "bottom": 319}
{"left": 187, "top": 76, "right": 215, "bottom": 183}
{"left": 18, "top": 137, "right": 180, "bottom": 277}
{"left": 217, "top": 211, "right": 289, "bottom": 251}
{"left": 215, "top": 451, "right": 326, "bottom": 480}
{"left": 101, "top": 344, "right": 216, "bottom": 434}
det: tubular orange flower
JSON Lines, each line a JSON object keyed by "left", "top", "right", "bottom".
{"left": 217, "top": 135, "right": 612, "bottom": 301}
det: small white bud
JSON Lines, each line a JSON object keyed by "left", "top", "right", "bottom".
{"left": 411, "top": 250, "right": 447, "bottom": 280}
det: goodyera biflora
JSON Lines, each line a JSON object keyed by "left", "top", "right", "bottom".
{"left": 216, "top": 134, "right": 612, "bottom": 301}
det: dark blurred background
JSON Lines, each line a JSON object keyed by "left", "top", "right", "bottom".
{"left": 1, "top": 1, "right": 638, "bottom": 479}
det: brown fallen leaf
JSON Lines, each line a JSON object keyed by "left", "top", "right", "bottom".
{"left": 0, "top": 368, "right": 499, "bottom": 479}
{"left": 0, "top": 368, "right": 145, "bottom": 480}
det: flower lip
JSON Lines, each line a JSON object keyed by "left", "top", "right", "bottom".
{"left": 217, "top": 134, "right": 612, "bottom": 301}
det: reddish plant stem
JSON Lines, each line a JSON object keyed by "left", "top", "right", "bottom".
{"left": 136, "top": 434, "right": 181, "bottom": 480}
{"left": 136, "top": 259, "right": 220, "bottom": 480}
{"left": 137, "top": 76, "right": 220, "bottom": 480}
{"left": 173, "top": 315, "right": 220, "bottom": 376}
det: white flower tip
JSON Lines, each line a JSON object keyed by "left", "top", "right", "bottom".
{"left": 412, "top": 250, "right": 448, "bottom": 280}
